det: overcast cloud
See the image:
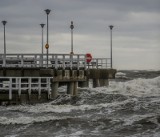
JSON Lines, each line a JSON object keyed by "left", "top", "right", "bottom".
{"left": 0, "top": 0, "right": 159, "bottom": 70}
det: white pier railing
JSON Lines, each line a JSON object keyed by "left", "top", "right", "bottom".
{"left": 0, "top": 77, "right": 53, "bottom": 100}
{"left": 88, "top": 58, "right": 111, "bottom": 69}
{"left": 0, "top": 54, "right": 111, "bottom": 69}
{"left": 0, "top": 54, "right": 87, "bottom": 69}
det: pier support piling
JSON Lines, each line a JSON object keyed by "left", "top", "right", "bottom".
{"left": 67, "top": 82, "right": 74, "bottom": 95}
{"left": 93, "top": 79, "right": 100, "bottom": 88}
{"left": 51, "top": 82, "right": 59, "bottom": 99}
{"left": 67, "top": 81, "right": 78, "bottom": 96}
{"left": 73, "top": 81, "right": 78, "bottom": 96}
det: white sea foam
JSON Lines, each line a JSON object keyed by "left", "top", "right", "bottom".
{"left": 0, "top": 115, "right": 72, "bottom": 125}
{"left": 2, "top": 98, "right": 135, "bottom": 125}
{"left": 79, "top": 76, "right": 160, "bottom": 98}
{"left": 55, "top": 130, "right": 84, "bottom": 137}
{"left": 7, "top": 103, "right": 96, "bottom": 114}
{"left": 6, "top": 103, "right": 112, "bottom": 116}
{"left": 4, "top": 135, "right": 19, "bottom": 137}
{"left": 115, "top": 76, "right": 160, "bottom": 96}
{"left": 100, "top": 76, "right": 160, "bottom": 97}
{"left": 70, "top": 130, "right": 84, "bottom": 136}
{"left": 126, "top": 130, "right": 160, "bottom": 137}
{"left": 122, "top": 114, "right": 155, "bottom": 126}
{"left": 115, "top": 72, "right": 127, "bottom": 78}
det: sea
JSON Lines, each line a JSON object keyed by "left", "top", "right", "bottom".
{"left": 0, "top": 70, "right": 160, "bottom": 137}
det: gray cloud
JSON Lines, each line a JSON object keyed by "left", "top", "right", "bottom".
{"left": 0, "top": 0, "right": 160, "bottom": 70}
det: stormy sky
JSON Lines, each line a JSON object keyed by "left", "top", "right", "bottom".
{"left": 0, "top": 0, "right": 159, "bottom": 70}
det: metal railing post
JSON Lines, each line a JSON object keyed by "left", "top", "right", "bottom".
{"left": 38, "top": 77, "right": 41, "bottom": 99}
{"left": 9, "top": 78, "right": 12, "bottom": 100}
{"left": 77, "top": 55, "right": 80, "bottom": 70}
{"left": 18, "top": 77, "right": 21, "bottom": 98}
{"left": 63, "top": 54, "right": 65, "bottom": 69}
{"left": 21, "top": 55, "right": 24, "bottom": 67}
{"left": 55, "top": 55, "right": 58, "bottom": 69}
{"left": 70, "top": 54, "right": 73, "bottom": 70}
{"left": 28, "top": 77, "right": 31, "bottom": 99}
{"left": 47, "top": 78, "right": 50, "bottom": 99}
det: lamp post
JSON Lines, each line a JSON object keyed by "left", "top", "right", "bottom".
{"left": 40, "top": 24, "right": 45, "bottom": 55}
{"left": 70, "top": 21, "right": 74, "bottom": 54}
{"left": 109, "top": 25, "right": 114, "bottom": 68}
{"left": 2, "top": 21, "right": 7, "bottom": 66}
{"left": 44, "top": 9, "right": 51, "bottom": 68}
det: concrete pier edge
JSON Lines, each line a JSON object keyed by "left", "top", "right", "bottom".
{"left": 0, "top": 68, "right": 116, "bottom": 104}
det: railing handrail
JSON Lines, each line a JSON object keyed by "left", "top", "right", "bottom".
{"left": 0, "top": 53, "right": 86, "bottom": 56}
{"left": 0, "top": 54, "right": 111, "bottom": 69}
{"left": 0, "top": 77, "right": 53, "bottom": 100}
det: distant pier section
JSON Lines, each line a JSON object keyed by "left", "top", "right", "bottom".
{"left": 0, "top": 53, "right": 116, "bottom": 104}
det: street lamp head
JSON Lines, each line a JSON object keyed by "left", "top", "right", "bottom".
{"left": 109, "top": 25, "right": 114, "bottom": 30}
{"left": 40, "top": 23, "right": 45, "bottom": 28}
{"left": 45, "top": 9, "right": 51, "bottom": 15}
{"left": 2, "top": 21, "right": 7, "bottom": 26}
{"left": 70, "top": 21, "right": 74, "bottom": 29}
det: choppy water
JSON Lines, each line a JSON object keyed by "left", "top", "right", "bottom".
{"left": 0, "top": 70, "right": 160, "bottom": 137}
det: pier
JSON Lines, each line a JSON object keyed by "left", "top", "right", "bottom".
{"left": 0, "top": 8, "right": 117, "bottom": 105}
{"left": 0, "top": 53, "right": 116, "bottom": 104}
